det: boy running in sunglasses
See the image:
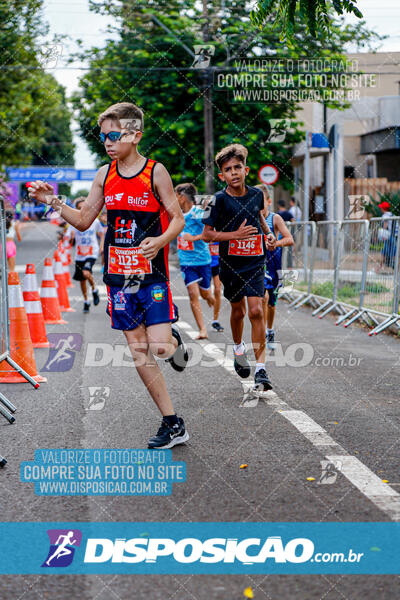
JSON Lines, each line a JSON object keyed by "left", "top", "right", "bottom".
{"left": 29, "top": 102, "right": 189, "bottom": 449}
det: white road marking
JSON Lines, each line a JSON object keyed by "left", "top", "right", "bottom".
{"left": 177, "top": 318, "right": 400, "bottom": 521}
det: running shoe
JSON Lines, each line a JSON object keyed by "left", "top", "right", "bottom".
{"left": 266, "top": 330, "right": 277, "bottom": 351}
{"left": 233, "top": 344, "right": 250, "bottom": 379}
{"left": 92, "top": 288, "right": 100, "bottom": 306}
{"left": 166, "top": 326, "right": 188, "bottom": 372}
{"left": 83, "top": 301, "right": 90, "bottom": 313}
{"left": 148, "top": 417, "right": 189, "bottom": 449}
{"left": 171, "top": 303, "right": 179, "bottom": 323}
{"left": 212, "top": 321, "right": 224, "bottom": 332}
{"left": 254, "top": 368, "right": 273, "bottom": 391}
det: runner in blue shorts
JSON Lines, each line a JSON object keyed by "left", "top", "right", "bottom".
{"left": 256, "top": 184, "right": 293, "bottom": 351}
{"left": 175, "top": 183, "right": 215, "bottom": 339}
{"left": 30, "top": 102, "right": 189, "bottom": 450}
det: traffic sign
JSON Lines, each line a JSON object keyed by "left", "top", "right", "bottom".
{"left": 258, "top": 164, "right": 279, "bottom": 185}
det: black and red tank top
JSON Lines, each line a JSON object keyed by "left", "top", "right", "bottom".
{"left": 102, "top": 158, "right": 170, "bottom": 287}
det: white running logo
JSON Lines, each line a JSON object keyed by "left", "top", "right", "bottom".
{"left": 46, "top": 531, "right": 77, "bottom": 566}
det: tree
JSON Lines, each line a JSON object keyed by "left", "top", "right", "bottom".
{"left": 31, "top": 74, "right": 75, "bottom": 167}
{"left": 71, "top": 188, "right": 91, "bottom": 200}
{"left": 73, "top": 0, "right": 378, "bottom": 192}
{"left": 251, "top": 1, "right": 363, "bottom": 37}
{"left": 0, "top": 1, "right": 74, "bottom": 167}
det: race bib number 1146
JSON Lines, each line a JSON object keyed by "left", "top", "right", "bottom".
{"left": 228, "top": 234, "right": 264, "bottom": 257}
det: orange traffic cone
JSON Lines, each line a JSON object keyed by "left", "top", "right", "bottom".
{"left": 50, "top": 212, "right": 60, "bottom": 226}
{"left": 23, "top": 264, "right": 50, "bottom": 348}
{"left": 40, "top": 258, "right": 67, "bottom": 324}
{"left": 61, "top": 237, "right": 72, "bottom": 264}
{"left": 66, "top": 243, "right": 72, "bottom": 265}
{"left": 53, "top": 250, "right": 75, "bottom": 312}
{"left": 0, "top": 272, "right": 47, "bottom": 383}
{"left": 60, "top": 245, "right": 73, "bottom": 288}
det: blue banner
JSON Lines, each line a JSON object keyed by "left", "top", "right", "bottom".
{"left": 0, "top": 522, "right": 398, "bottom": 574}
{"left": 6, "top": 167, "right": 98, "bottom": 182}
{"left": 20, "top": 449, "right": 186, "bottom": 496}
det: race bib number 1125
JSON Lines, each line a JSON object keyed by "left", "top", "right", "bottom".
{"left": 108, "top": 246, "right": 152, "bottom": 275}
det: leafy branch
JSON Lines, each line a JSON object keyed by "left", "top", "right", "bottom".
{"left": 251, "top": 0, "right": 363, "bottom": 38}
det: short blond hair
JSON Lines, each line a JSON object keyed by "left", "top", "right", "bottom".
{"left": 98, "top": 102, "right": 144, "bottom": 132}
{"left": 255, "top": 183, "right": 272, "bottom": 199}
{"left": 215, "top": 143, "right": 248, "bottom": 171}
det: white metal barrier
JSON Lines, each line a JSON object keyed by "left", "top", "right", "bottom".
{"left": 281, "top": 221, "right": 317, "bottom": 309}
{"left": 280, "top": 217, "right": 400, "bottom": 336}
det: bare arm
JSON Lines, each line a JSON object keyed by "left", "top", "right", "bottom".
{"left": 28, "top": 166, "right": 108, "bottom": 232}
{"left": 15, "top": 221, "right": 22, "bottom": 242}
{"left": 182, "top": 231, "right": 203, "bottom": 242}
{"left": 140, "top": 162, "right": 185, "bottom": 260}
{"left": 272, "top": 214, "right": 294, "bottom": 248}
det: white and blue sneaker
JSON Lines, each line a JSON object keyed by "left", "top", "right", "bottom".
{"left": 148, "top": 417, "right": 189, "bottom": 449}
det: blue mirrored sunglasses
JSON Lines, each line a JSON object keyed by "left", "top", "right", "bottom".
{"left": 99, "top": 131, "right": 123, "bottom": 143}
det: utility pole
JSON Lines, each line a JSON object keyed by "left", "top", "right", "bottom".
{"left": 146, "top": 9, "right": 215, "bottom": 193}
{"left": 202, "top": 0, "right": 215, "bottom": 194}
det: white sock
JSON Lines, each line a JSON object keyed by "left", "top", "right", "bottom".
{"left": 212, "top": 320, "right": 218, "bottom": 324}
{"left": 234, "top": 342, "right": 245, "bottom": 355}
{"left": 267, "top": 328, "right": 274, "bottom": 334}
{"left": 255, "top": 363, "right": 265, "bottom": 373}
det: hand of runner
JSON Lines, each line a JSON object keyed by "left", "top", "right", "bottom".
{"left": 266, "top": 233, "right": 277, "bottom": 250}
{"left": 139, "top": 236, "right": 162, "bottom": 260}
{"left": 27, "top": 181, "right": 55, "bottom": 204}
{"left": 235, "top": 219, "right": 258, "bottom": 240}
{"left": 182, "top": 233, "right": 195, "bottom": 242}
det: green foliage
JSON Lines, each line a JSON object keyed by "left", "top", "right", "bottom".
{"left": 31, "top": 74, "right": 75, "bottom": 167}
{"left": 73, "top": 0, "right": 378, "bottom": 191}
{"left": 0, "top": 1, "right": 74, "bottom": 167}
{"left": 310, "top": 280, "right": 389, "bottom": 304}
{"left": 251, "top": 0, "right": 363, "bottom": 38}
{"left": 362, "top": 191, "right": 400, "bottom": 217}
{"left": 71, "top": 188, "right": 91, "bottom": 199}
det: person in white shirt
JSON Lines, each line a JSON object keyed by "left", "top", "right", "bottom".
{"left": 289, "top": 197, "right": 302, "bottom": 222}
{"left": 65, "top": 197, "right": 104, "bottom": 313}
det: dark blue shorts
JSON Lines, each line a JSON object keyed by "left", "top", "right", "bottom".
{"left": 180, "top": 264, "right": 212, "bottom": 290}
{"left": 264, "top": 271, "right": 280, "bottom": 307}
{"left": 106, "top": 281, "right": 174, "bottom": 331}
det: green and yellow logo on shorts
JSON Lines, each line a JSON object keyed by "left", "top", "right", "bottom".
{"left": 151, "top": 285, "right": 165, "bottom": 303}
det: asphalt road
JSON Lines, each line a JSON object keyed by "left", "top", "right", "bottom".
{"left": 0, "top": 222, "right": 399, "bottom": 599}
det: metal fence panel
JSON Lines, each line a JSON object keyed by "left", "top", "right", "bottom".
{"left": 362, "top": 217, "right": 400, "bottom": 317}
{"left": 337, "top": 220, "right": 369, "bottom": 308}
{"left": 281, "top": 221, "right": 316, "bottom": 304}
{"left": 312, "top": 221, "right": 340, "bottom": 292}
{"left": 279, "top": 217, "right": 400, "bottom": 334}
